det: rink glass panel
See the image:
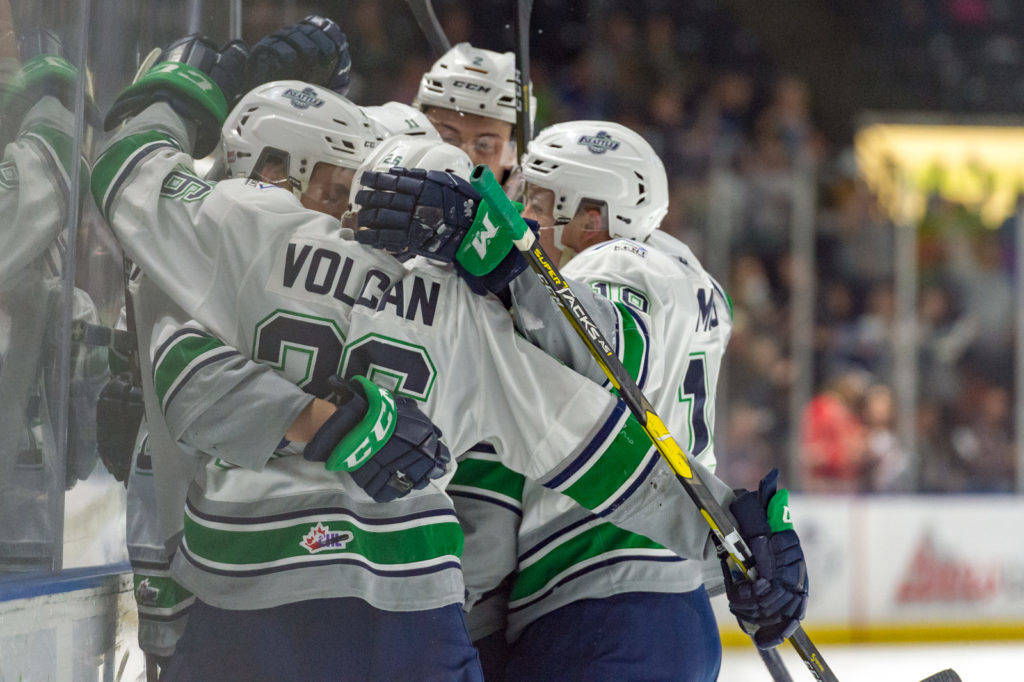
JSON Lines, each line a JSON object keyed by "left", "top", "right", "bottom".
{"left": 0, "top": 0, "right": 240, "bottom": 583}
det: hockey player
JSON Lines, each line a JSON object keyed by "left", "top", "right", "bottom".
{"left": 469, "top": 121, "right": 732, "bottom": 679}
{"left": 363, "top": 100, "right": 440, "bottom": 139}
{"left": 414, "top": 42, "right": 533, "bottom": 191}
{"left": 355, "top": 122, "right": 810, "bottom": 679}
{"left": 90, "top": 41, "right": 760, "bottom": 680}
{"left": 113, "top": 18, "right": 355, "bottom": 669}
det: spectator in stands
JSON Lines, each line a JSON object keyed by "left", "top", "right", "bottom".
{"left": 863, "top": 384, "right": 908, "bottom": 491}
{"left": 800, "top": 369, "right": 870, "bottom": 492}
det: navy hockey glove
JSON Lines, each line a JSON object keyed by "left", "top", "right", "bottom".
{"left": 95, "top": 374, "right": 144, "bottom": 485}
{"left": 303, "top": 375, "right": 450, "bottom": 503}
{"left": 105, "top": 35, "right": 249, "bottom": 157}
{"left": 721, "top": 469, "right": 808, "bottom": 649}
{"left": 354, "top": 167, "right": 528, "bottom": 297}
{"left": 245, "top": 15, "right": 351, "bottom": 94}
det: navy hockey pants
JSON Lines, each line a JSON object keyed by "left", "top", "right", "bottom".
{"left": 162, "top": 597, "right": 483, "bottom": 681}
{"left": 492, "top": 588, "right": 721, "bottom": 681}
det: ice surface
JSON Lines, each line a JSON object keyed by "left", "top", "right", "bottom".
{"left": 719, "top": 642, "right": 1024, "bottom": 681}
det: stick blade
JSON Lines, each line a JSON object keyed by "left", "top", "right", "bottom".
{"left": 920, "top": 669, "right": 962, "bottom": 682}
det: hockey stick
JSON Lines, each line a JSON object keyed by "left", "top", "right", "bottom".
{"left": 512, "top": 0, "right": 534, "bottom": 162}
{"left": 404, "top": 0, "right": 451, "bottom": 57}
{"left": 470, "top": 164, "right": 839, "bottom": 682}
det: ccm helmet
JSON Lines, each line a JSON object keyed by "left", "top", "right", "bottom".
{"left": 348, "top": 135, "right": 473, "bottom": 213}
{"left": 415, "top": 42, "right": 535, "bottom": 126}
{"left": 222, "top": 80, "right": 383, "bottom": 194}
{"left": 363, "top": 101, "right": 440, "bottom": 139}
{"left": 521, "top": 121, "right": 669, "bottom": 241}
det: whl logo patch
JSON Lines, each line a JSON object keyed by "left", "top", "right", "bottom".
{"left": 577, "top": 131, "right": 620, "bottom": 154}
{"left": 283, "top": 87, "right": 325, "bottom": 110}
{"left": 300, "top": 522, "right": 354, "bottom": 553}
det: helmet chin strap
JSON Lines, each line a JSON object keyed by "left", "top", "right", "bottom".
{"left": 550, "top": 220, "right": 567, "bottom": 250}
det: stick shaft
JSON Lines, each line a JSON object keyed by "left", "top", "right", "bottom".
{"left": 513, "top": 0, "right": 533, "bottom": 161}
{"left": 404, "top": 0, "right": 450, "bottom": 57}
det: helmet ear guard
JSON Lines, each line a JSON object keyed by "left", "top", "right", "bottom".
{"left": 247, "top": 146, "right": 297, "bottom": 191}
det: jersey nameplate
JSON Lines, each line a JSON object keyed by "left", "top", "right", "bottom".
{"left": 269, "top": 240, "right": 441, "bottom": 326}
{"left": 695, "top": 287, "right": 719, "bottom": 332}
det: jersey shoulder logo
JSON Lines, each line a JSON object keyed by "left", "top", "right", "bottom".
{"left": 612, "top": 241, "right": 647, "bottom": 258}
{"left": 577, "top": 131, "right": 620, "bottom": 155}
{"left": 282, "top": 86, "right": 325, "bottom": 110}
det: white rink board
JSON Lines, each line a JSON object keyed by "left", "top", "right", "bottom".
{"left": 713, "top": 495, "right": 1024, "bottom": 640}
{"left": 0, "top": 572, "right": 144, "bottom": 682}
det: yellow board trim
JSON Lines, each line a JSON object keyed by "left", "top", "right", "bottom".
{"left": 720, "top": 622, "right": 1024, "bottom": 647}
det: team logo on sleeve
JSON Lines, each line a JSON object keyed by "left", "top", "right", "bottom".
{"left": 161, "top": 169, "right": 213, "bottom": 201}
{"left": 300, "top": 522, "right": 354, "bottom": 553}
{"left": 577, "top": 131, "right": 620, "bottom": 154}
{"left": 282, "top": 87, "right": 325, "bottom": 110}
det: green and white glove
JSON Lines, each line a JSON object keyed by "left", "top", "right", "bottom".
{"left": 303, "top": 375, "right": 451, "bottom": 503}
{"left": 104, "top": 35, "right": 248, "bottom": 157}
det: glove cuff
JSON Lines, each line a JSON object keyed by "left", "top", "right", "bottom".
{"left": 324, "top": 376, "right": 398, "bottom": 472}
{"left": 767, "top": 487, "right": 793, "bottom": 533}
{"left": 105, "top": 62, "right": 227, "bottom": 156}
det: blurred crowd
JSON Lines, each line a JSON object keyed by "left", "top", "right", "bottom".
{"left": 245, "top": 0, "right": 1019, "bottom": 494}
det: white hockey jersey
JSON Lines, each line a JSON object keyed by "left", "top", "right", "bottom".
{"left": 127, "top": 256, "right": 326, "bottom": 653}
{"left": 455, "top": 230, "right": 733, "bottom": 640}
{"left": 92, "top": 103, "right": 732, "bottom": 613}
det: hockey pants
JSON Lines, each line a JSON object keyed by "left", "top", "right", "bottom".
{"left": 493, "top": 588, "right": 721, "bottom": 681}
{"left": 161, "top": 596, "right": 483, "bottom": 681}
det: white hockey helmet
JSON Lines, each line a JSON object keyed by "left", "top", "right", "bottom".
{"left": 348, "top": 135, "right": 473, "bottom": 213}
{"left": 521, "top": 121, "right": 669, "bottom": 241}
{"left": 221, "top": 80, "right": 384, "bottom": 195}
{"left": 414, "top": 42, "right": 535, "bottom": 126}
{"left": 362, "top": 101, "right": 440, "bottom": 139}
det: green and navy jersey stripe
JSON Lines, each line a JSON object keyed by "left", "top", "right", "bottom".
{"left": 179, "top": 497, "right": 463, "bottom": 579}
{"left": 540, "top": 401, "right": 657, "bottom": 516}
{"left": 594, "top": 297, "right": 650, "bottom": 393}
{"left": 449, "top": 443, "right": 526, "bottom": 517}
{"left": 91, "top": 130, "right": 181, "bottom": 219}
{"left": 509, "top": 516, "right": 681, "bottom": 612}
{"left": 613, "top": 301, "right": 650, "bottom": 389}
{"left": 152, "top": 327, "right": 240, "bottom": 413}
